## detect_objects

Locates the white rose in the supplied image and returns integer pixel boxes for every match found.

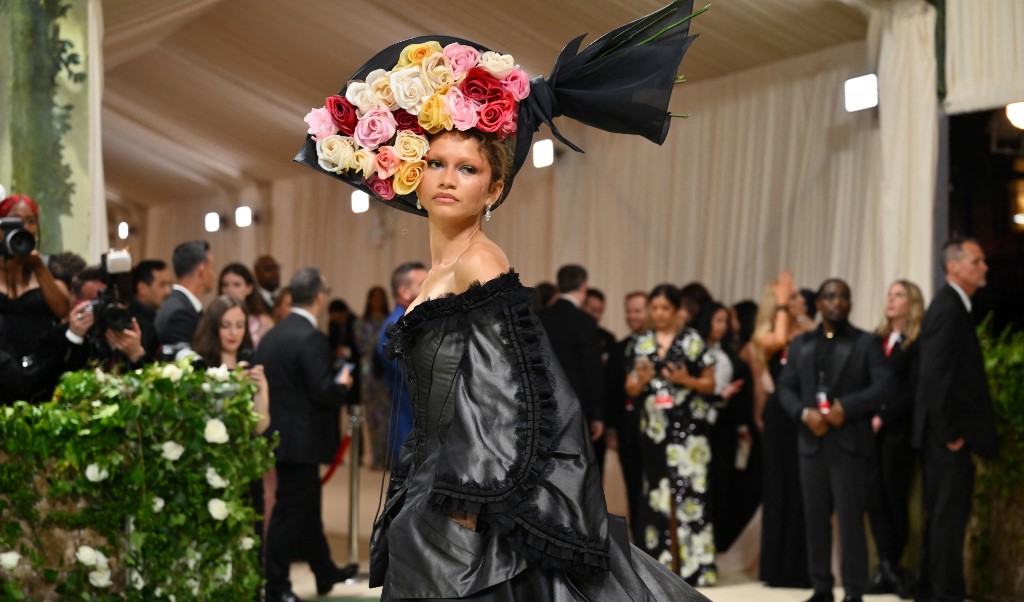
[390,66,431,115]
[160,364,184,382]
[316,135,357,173]
[205,466,229,489]
[420,51,455,93]
[152,495,165,513]
[90,399,102,408]
[240,536,255,551]
[207,364,230,382]
[345,81,381,117]
[130,569,145,590]
[85,463,109,483]
[89,568,112,588]
[477,51,518,79]
[0,551,20,570]
[366,68,399,110]
[161,440,185,461]
[76,545,99,566]
[208,498,229,521]
[204,418,230,444]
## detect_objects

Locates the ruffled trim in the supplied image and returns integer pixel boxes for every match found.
[424,288,611,574]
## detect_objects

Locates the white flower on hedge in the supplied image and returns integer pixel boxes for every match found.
[152,495,165,513]
[89,568,112,588]
[204,418,229,444]
[76,545,101,566]
[208,498,229,520]
[85,463,109,482]
[187,577,200,595]
[207,364,231,382]
[91,399,102,408]
[216,559,233,582]
[130,569,145,590]
[161,363,184,382]
[161,440,184,461]
[0,551,20,570]
[240,536,255,550]
[205,466,229,488]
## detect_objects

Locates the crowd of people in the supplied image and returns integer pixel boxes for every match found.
[1,188,995,602]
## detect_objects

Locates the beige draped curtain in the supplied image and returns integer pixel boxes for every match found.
[943,0,1024,114]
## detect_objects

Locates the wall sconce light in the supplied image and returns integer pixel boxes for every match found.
[117,221,129,240]
[351,190,370,213]
[204,212,221,233]
[844,74,878,112]
[532,139,554,168]
[235,206,253,227]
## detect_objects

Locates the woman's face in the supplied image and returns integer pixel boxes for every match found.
[788,290,807,317]
[649,295,678,331]
[418,133,500,221]
[219,306,246,354]
[709,308,730,344]
[369,288,386,312]
[5,201,38,238]
[885,282,909,321]
[220,272,252,302]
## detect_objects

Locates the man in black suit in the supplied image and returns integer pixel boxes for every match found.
[539,265,606,469]
[254,267,356,602]
[154,240,214,354]
[913,238,998,602]
[779,278,889,602]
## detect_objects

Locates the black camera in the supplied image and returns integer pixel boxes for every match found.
[0,217,36,259]
[88,249,134,333]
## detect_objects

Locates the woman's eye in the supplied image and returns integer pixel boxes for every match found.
[427,160,442,168]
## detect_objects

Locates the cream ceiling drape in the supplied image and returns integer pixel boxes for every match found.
[88,0,108,259]
[943,0,1024,114]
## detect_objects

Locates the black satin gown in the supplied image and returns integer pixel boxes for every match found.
[370,272,708,601]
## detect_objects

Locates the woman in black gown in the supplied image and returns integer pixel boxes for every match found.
[294,3,710,600]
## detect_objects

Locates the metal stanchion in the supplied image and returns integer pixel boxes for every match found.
[347,404,363,575]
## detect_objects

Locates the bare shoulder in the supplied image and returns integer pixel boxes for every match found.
[454,240,510,291]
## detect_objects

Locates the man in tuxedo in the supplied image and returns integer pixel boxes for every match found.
[254,268,356,602]
[539,265,606,469]
[127,259,171,360]
[254,254,282,309]
[913,238,998,602]
[154,240,214,352]
[778,278,889,602]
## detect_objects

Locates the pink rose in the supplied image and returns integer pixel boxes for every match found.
[366,174,395,200]
[304,107,339,142]
[445,88,480,131]
[374,146,401,179]
[353,107,398,150]
[498,108,518,139]
[501,69,530,101]
[443,43,481,81]
[476,95,516,137]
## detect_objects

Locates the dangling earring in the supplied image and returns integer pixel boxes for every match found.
[416,196,422,211]
[484,205,492,222]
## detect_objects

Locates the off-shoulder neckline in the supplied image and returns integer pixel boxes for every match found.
[402,269,521,321]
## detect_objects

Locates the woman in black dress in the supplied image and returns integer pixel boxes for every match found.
[294,3,710,599]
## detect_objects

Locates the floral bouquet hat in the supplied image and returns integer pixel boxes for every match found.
[295,0,706,217]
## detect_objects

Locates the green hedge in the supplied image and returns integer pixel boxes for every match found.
[0,362,274,600]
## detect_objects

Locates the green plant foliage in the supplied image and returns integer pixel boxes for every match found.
[971,316,1024,599]
[0,362,275,600]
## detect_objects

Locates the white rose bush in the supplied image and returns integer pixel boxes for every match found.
[0,360,275,600]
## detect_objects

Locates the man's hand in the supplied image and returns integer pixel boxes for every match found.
[946,437,965,452]
[336,364,354,388]
[871,415,883,434]
[803,408,829,437]
[68,301,95,337]
[605,428,619,451]
[590,420,605,442]
[721,378,744,401]
[105,318,145,363]
[824,402,845,429]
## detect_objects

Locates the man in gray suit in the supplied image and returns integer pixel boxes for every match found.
[779,279,890,602]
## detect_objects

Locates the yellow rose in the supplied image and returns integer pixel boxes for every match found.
[420,52,455,93]
[395,41,444,68]
[417,92,454,134]
[393,130,430,162]
[352,149,376,178]
[392,160,426,196]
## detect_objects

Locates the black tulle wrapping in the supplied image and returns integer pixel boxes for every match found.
[293,1,700,217]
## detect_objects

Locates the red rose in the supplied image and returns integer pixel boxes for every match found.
[476,95,516,136]
[460,67,505,104]
[326,95,357,136]
[393,109,426,136]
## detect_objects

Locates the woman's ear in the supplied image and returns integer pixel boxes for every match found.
[488,180,505,204]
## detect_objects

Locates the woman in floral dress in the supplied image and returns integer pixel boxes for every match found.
[625,284,718,585]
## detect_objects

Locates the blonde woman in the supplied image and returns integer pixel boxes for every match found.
[865,280,924,597]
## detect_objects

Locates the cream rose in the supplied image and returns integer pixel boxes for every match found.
[205,466,229,489]
[420,51,455,93]
[392,160,426,196]
[366,68,400,111]
[76,545,101,566]
[345,81,380,117]
[152,495,165,513]
[352,149,376,178]
[160,364,183,382]
[208,498,229,521]
[207,364,230,382]
[85,463,109,483]
[89,568,112,588]
[316,134,358,173]
[161,440,185,461]
[0,551,20,570]
[477,51,518,79]
[393,131,429,162]
[130,569,145,590]
[240,536,255,551]
[390,66,431,115]
[204,418,230,444]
